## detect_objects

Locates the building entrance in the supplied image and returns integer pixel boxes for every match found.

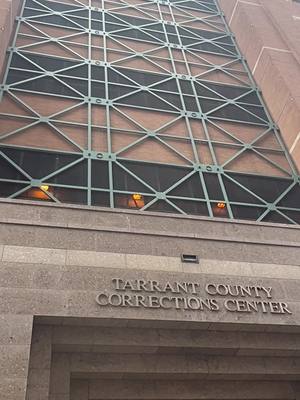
[25,317,300,400]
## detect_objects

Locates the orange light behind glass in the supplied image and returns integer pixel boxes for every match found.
[128,193,145,208]
[27,188,50,200]
[132,193,142,201]
[217,202,226,209]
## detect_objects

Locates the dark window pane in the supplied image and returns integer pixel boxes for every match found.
[282,210,300,224]
[113,68,167,86]
[106,13,152,27]
[108,69,135,85]
[278,184,300,208]
[92,191,110,207]
[108,84,135,99]
[11,54,41,71]
[121,161,191,192]
[33,15,83,29]
[184,96,198,111]
[91,20,103,30]
[61,77,88,95]
[0,155,28,180]
[154,79,178,92]
[148,199,178,213]
[7,70,40,84]
[200,99,225,113]
[91,82,106,98]
[172,199,208,215]
[211,104,265,123]
[14,76,80,97]
[60,65,89,79]
[54,187,87,204]
[113,163,152,193]
[0,182,27,196]
[1,148,80,179]
[91,66,105,81]
[91,160,109,188]
[231,205,266,221]
[48,160,88,186]
[118,91,179,111]
[263,211,291,224]
[228,173,292,203]
[168,173,204,198]
[222,174,263,204]
[203,173,224,200]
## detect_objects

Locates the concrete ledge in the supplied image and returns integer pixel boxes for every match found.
[1,245,300,279]
[0,201,299,266]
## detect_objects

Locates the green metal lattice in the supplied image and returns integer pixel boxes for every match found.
[0,0,299,224]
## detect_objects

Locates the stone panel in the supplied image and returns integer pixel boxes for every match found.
[2,246,66,266]
[49,354,70,398]
[0,314,32,345]
[66,250,126,269]
[68,352,300,378]
[88,379,295,399]
[0,316,33,400]
[0,264,298,327]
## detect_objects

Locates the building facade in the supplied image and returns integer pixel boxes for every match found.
[220,0,300,168]
[0,0,300,399]
[0,0,299,223]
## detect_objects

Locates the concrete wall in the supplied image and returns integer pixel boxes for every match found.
[219,0,300,170]
[0,199,300,399]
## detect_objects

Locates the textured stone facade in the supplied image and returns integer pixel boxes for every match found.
[1,199,300,399]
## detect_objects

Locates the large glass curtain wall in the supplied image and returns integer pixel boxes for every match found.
[0,0,300,224]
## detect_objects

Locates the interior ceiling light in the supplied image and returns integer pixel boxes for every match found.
[129,193,145,208]
[132,193,143,201]
[40,185,49,191]
[217,202,226,209]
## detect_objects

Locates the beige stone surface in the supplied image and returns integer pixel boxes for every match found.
[0,202,298,399]
[0,314,32,345]
[66,250,126,269]
[0,377,28,400]
[68,352,300,377]
[0,345,31,378]
[0,263,298,326]
[70,380,88,400]
[2,243,300,281]
[0,315,32,400]
[2,245,66,265]
[87,379,295,399]
[50,324,300,353]
[44,322,300,399]
[125,253,181,272]
[0,216,299,266]
[49,354,70,397]
[0,199,295,241]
